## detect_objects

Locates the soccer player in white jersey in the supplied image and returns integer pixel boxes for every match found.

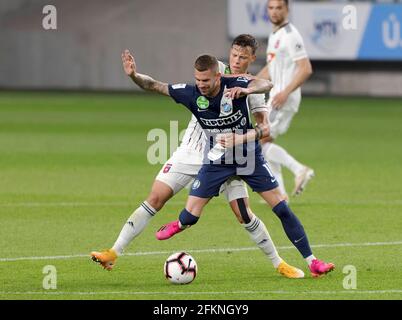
[257,0,314,199]
[91,35,304,278]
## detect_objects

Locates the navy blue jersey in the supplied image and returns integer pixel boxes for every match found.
[168,77,261,165]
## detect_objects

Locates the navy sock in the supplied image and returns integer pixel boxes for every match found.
[179,209,199,227]
[272,201,312,258]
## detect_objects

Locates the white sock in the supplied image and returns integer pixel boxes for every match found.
[112,201,157,256]
[243,216,282,268]
[267,160,287,196]
[305,254,317,266]
[262,142,304,176]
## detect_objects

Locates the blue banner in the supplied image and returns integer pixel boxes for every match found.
[358,4,402,60]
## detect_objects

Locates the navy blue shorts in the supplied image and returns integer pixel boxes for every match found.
[189,156,279,199]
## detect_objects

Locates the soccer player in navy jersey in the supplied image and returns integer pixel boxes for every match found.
[92,37,305,279]
[121,50,334,277]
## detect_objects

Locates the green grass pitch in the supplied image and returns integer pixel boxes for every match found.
[0,92,402,300]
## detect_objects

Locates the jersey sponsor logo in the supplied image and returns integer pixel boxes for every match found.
[172,83,186,89]
[236,76,249,83]
[199,110,243,127]
[196,96,209,109]
[163,163,172,173]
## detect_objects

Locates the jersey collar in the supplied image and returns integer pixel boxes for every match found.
[273,21,289,34]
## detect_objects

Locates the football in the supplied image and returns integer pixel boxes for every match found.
[164,252,197,284]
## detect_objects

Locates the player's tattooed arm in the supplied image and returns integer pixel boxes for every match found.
[122,49,169,96]
[131,73,169,96]
[247,78,273,95]
[252,111,270,140]
[224,78,273,99]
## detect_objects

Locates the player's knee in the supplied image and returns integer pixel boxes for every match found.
[146,191,168,211]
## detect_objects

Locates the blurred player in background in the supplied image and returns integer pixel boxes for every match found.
[91,35,305,279]
[257,0,314,200]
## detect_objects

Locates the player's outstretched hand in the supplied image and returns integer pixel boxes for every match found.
[121,49,136,77]
[224,87,249,99]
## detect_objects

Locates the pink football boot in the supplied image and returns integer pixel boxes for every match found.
[156,220,184,240]
[309,259,335,277]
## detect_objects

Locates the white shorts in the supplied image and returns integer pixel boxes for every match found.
[267,96,300,139]
[155,159,248,201]
[268,108,296,139]
[155,161,199,194]
[219,176,249,202]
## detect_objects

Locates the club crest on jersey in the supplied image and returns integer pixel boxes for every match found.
[220,86,233,117]
[275,40,280,49]
[196,96,209,110]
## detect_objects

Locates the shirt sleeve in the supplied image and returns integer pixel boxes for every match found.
[223,76,251,89]
[248,94,268,114]
[168,83,193,110]
[288,30,308,62]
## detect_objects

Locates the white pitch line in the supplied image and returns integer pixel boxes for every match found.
[0,290,401,296]
[0,202,129,207]
[1,240,402,263]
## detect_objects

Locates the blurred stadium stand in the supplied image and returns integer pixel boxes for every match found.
[0,0,401,96]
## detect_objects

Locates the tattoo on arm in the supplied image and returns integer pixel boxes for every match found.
[255,125,263,140]
[131,73,169,96]
[248,79,273,95]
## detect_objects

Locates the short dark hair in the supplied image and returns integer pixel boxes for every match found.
[231,34,259,55]
[194,55,218,72]
[268,0,289,7]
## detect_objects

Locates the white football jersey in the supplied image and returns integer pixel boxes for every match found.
[170,61,267,166]
[266,23,308,112]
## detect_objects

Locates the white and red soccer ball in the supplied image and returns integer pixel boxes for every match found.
[164,252,197,284]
